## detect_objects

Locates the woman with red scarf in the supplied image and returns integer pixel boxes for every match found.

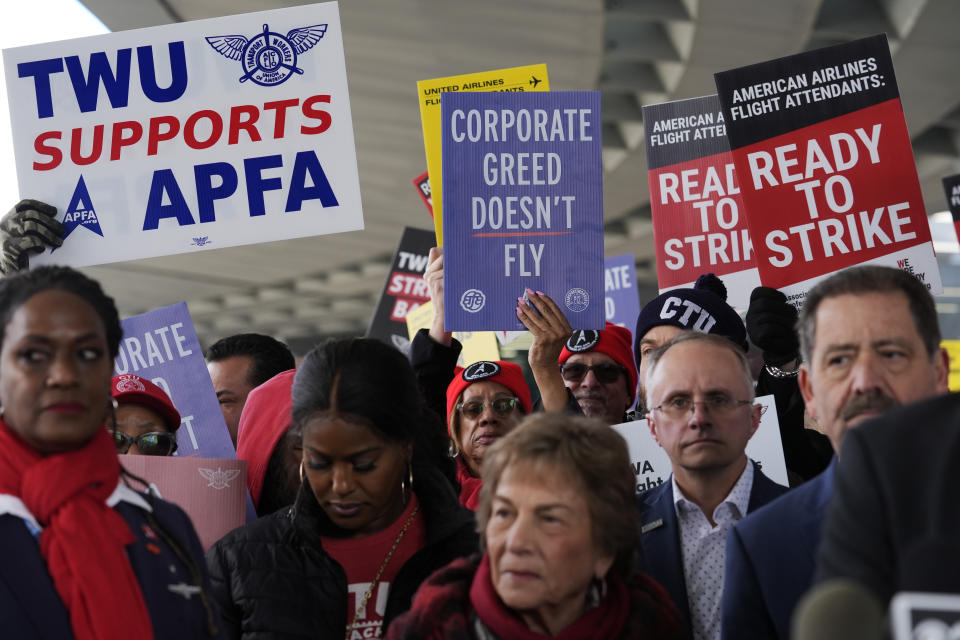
[0,266,222,640]
[388,413,685,640]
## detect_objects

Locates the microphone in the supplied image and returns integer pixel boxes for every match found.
[791,579,885,640]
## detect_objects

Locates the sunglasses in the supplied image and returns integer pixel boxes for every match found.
[456,397,520,419]
[113,431,178,456]
[559,362,626,384]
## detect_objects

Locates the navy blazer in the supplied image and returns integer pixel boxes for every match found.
[818,393,960,603]
[636,461,787,632]
[720,458,836,640]
[0,491,222,640]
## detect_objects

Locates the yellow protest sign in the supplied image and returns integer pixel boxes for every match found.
[942,340,960,392]
[417,63,549,245]
[406,300,501,365]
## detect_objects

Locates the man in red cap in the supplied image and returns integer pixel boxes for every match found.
[556,324,638,425]
[518,290,638,425]
[110,374,181,456]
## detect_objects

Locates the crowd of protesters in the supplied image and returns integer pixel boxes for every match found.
[0,196,958,640]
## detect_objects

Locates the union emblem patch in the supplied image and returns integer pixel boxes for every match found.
[206,23,328,87]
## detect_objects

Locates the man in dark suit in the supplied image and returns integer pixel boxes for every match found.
[721,266,949,640]
[637,331,787,640]
[817,392,960,603]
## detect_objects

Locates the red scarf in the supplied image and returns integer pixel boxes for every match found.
[0,421,155,640]
[456,457,483,511]
[469,554,629,640]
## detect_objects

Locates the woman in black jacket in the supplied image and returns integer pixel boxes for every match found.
[206,337,478,639]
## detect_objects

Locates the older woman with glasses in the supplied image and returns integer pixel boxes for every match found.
[110,374,181,456]
[410,248,532,509]
[445,361,531,510]
[388,412,684,640]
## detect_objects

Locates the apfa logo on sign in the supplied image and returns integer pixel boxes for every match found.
[206,23,327,87]
[61,175,103,241]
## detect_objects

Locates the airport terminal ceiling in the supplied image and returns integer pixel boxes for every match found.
[73,0,960,349]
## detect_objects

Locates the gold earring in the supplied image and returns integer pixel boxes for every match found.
[299,460,305,482]
[400,463,413,504]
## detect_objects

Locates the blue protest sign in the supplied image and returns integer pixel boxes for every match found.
[605,254,641,332]
[116,302,235,459]
[441,91,604,331]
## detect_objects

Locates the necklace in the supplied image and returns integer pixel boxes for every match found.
[344,504,420,639]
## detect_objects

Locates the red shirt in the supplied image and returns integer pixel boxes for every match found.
[322,494,426,639]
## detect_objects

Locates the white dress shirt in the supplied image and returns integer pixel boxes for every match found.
[672,461,754,640]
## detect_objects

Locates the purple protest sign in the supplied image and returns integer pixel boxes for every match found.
[116,302,235,460]
[441,91,604,331]
[605,254,641,332]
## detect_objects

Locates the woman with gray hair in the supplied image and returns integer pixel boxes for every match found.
[387,412,684,640]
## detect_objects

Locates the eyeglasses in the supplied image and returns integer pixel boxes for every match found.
[650,395,753,420]
[113,431,178,456]
[559,362,626,384]
[456,397,520,419]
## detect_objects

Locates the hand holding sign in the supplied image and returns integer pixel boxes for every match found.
[423,247,451,346]
[0,199,65,275]
[517,290,572,413]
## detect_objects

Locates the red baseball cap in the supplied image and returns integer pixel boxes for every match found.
[445,361,532,424]
[111,374,181,432]
[559,322,638,405]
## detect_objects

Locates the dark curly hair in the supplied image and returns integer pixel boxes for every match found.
[0,266,122,357]
[292,337,455,485]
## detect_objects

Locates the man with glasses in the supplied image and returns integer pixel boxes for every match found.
[109,374,180,456]
[556,322,638,425]
[721,265,949,640]
[637,331,787,640]
[633,274,831,483]
[633,274,750,416]
[517,291,637,425]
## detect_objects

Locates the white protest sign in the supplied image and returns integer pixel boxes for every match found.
[3,1,362,267]
[611,394,788,492]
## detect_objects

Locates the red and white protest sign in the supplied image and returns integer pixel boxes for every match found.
[413,171,433,217]
[643,95,759,310]
[714,34,940,304]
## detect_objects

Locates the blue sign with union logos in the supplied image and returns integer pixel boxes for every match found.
[441,91,604,330]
